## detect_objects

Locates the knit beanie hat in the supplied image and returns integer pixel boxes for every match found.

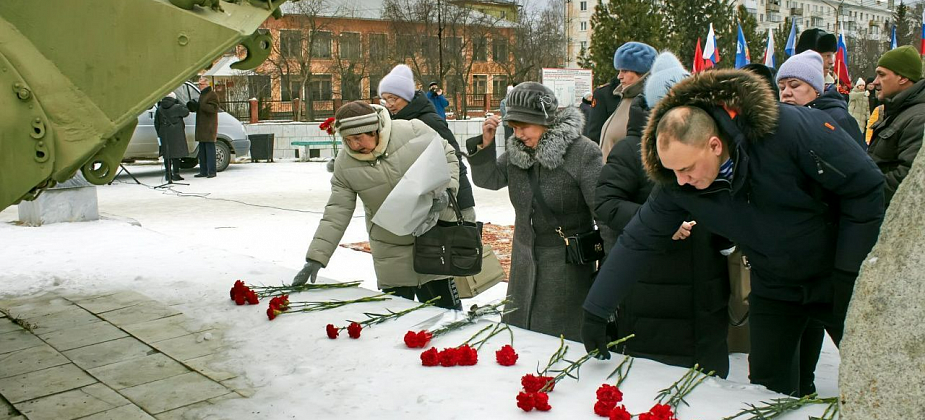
[613,42,657,74]
[856,77,865,86]
[878,46,923,82]
[334,101,381,136]
[777,50,825,95]
[378,64,416,101]
[503,82,558,126]
[644,52,690,108]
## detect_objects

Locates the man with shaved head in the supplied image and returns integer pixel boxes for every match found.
[581,69,884,396]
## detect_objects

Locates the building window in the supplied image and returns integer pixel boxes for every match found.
[280,30,302,59]
[580,1,587,11]
[369,34,387,61]
[580,21,587,31]
[473,37,488,62]
[580,41,587,50]
[368,74,382,98]
[500,10,506,19]
[472,75,488,95]
[248,75,271,100]
[280,75,302,101]
[311,31,332,59]
[492,37,509,62]
[309,75,333,101]
[341,78,361,101]
[492,75,510,98]
[339,32,360,60]
[760,14,764,22]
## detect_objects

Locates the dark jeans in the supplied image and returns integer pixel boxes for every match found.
[798,320,826,396]
[197,142,216,176]
[748,294,844,396]
[382,278,462,310]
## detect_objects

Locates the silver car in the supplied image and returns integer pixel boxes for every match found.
[124,82,249,171]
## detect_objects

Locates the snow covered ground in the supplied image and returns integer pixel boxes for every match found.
[0,160,839,419]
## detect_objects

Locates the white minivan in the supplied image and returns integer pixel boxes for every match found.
[124,82,249,172]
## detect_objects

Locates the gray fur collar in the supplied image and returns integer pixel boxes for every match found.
[507,106,585,170]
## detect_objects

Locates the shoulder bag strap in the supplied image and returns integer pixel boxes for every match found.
[445,188,465,225]
[527,165,566,239]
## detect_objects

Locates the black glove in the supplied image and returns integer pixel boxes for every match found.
[581,311,611,360]
[292,260,323,286]
[831,269,858,319]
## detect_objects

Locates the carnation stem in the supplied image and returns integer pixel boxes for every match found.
[606,355,634,388]
[344,296,439,331]
[721,394,838,420]
[426,300,510,340]
[283,293,392,313]
[539,334,635,392]
[249,281,362,298]
[656,364,715,410]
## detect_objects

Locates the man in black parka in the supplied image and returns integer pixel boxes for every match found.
[587,76,621,144]
[582,69,885,396]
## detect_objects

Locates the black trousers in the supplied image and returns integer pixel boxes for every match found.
[382,278,462,310]
[748,294,844,396]
[163,158,180,178]
[798,320,826,396]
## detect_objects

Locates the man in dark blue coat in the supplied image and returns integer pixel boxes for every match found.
[581,69,885,396]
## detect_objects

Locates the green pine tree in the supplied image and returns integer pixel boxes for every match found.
[586,0,667,86]
[664,0,737,70]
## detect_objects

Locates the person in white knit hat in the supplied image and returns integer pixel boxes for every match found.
[848,78,869,132]
[378,64,416,115]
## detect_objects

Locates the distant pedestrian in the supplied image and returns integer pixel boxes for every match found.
[154,92,189,181]
[868,45,925,208]
[189,77,220,178]
[579,91,593,137]
[848,78,870,132]
[426,82,449,120]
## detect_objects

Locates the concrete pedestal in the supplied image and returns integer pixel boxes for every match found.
[18,174,99,226]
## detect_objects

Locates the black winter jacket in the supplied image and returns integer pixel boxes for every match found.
[585,70,884,319]
[868,79,925,208]
[393,91,475,210]
[808,86,866,151]
[595,94,729,377]
[587,78,621,144]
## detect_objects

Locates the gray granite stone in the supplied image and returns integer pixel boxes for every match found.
[62,337,155,370]
[150,330,223,362]
[120,372,229,414]
[840,136,925,420]
[121,315,209,344]
[0,395,18,420]
[184,354,236,382]
[77,404,156,420]
[153,393,238,420]
[0,330,43,355]
[1,295,73,319]
[98,303,180,327]
[13,383,128,420]
[0,363,96,403]
[23,305,100,335]
[0,343,70,379]
[38,321,128,351]
[0,319,22,334]
[87,353,189,390]
[75,291,149,314]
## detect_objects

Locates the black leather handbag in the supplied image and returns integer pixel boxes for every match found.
[529,167,604,266]
[413,190,484,276]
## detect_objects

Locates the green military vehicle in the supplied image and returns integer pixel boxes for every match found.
[0,0,285,211]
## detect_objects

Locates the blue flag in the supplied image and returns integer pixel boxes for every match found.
[735,24,751,68]
[890,25,897,50]
[784,19,797,57]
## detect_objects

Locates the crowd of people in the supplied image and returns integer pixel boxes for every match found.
[292,28,925,397]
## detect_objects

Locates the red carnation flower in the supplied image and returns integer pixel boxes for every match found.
[404,330,432,348]
[267,307,281,321]
[521,374,542,393]
[540,375,556,392]
[639,404,677,420]
[457,344,478,366]
[596,384,623,404]
[533,392,551,411]
[438,347,459,367]
[495,345,518,366]
[234,294,246,305]
[245,290,259,305]
[609,405,632,420]
[404,331,419,347]
[325,324,339,339]
[516,391,535,412]
[421,347,439,366]
[347,322,362,339]
[594,399,617,417]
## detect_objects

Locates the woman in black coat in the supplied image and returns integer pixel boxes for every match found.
[154,93,190,180]
[594,52,730,378]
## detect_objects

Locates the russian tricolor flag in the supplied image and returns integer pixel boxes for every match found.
[920,9,924,55]
[702,23,720,69]
[763,29,775,68]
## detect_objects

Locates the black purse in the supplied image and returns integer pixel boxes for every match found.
[413,190,484,276]
[529,167,604,265]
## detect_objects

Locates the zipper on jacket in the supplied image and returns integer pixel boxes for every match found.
[809,150,847,177]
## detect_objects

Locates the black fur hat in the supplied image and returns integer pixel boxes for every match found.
[796,28,837,54]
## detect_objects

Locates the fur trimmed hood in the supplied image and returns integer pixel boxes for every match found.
[641,69,779,184]
[508,106,585,170]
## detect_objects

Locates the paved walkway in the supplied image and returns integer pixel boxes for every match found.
[0,292,246,420]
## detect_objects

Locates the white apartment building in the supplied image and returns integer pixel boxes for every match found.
[564,0,894,69]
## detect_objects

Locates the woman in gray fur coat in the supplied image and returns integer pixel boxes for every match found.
[466,82,603,341]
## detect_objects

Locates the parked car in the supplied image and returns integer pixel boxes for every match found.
[124,82,249,172]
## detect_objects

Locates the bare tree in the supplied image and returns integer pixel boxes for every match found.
[261,0,342,120]
[496,0,566,84]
